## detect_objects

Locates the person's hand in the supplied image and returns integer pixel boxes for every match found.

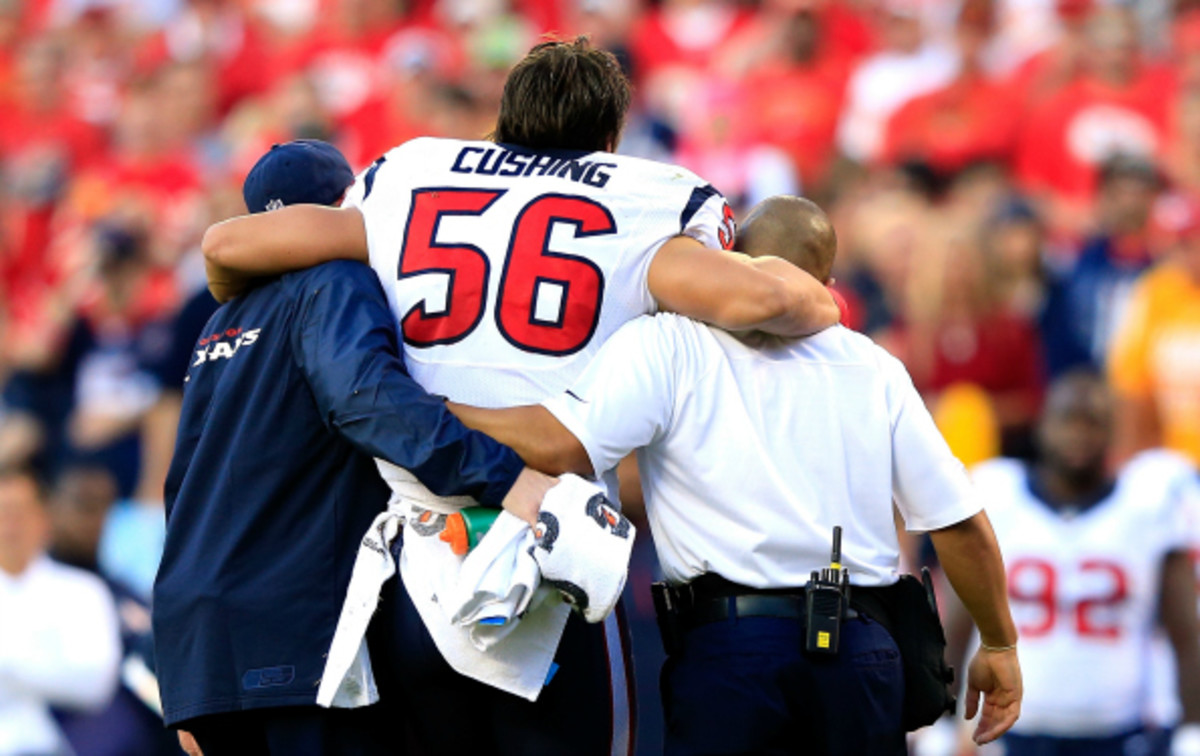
[500,467,558,526]
[964,646,1022,745]
[178,730,203,756]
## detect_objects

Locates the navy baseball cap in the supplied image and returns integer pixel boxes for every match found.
[243,140,356,214]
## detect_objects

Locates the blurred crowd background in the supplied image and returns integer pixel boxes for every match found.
[2,0,1200,753]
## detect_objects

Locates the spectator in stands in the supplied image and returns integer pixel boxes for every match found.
[0,467,121,756]
[882,0,1021,177]
[1108,193,1200,465]
[1002,0,1092,111]
[728,0,861,188]
[672,81,799,212]
[1015,5,1172,234]
[887,218,1044,456]
[629,0,752,84]
[340,26,463,169]
[140,0,269,113]
[45,464,178,756]
[831,185,916,336]
[983,198,1050,322]
[1165,10,1200,196]
[836,0,958,164]
[67,223,169,498]
[1040,153,1160,378]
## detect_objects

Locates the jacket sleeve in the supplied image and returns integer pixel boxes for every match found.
[290,261,524,507]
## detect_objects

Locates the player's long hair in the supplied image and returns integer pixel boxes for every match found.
[492,36,631,153]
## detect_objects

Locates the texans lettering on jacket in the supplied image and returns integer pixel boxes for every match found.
[192,328,261,367]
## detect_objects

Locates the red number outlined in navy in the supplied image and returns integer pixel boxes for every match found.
[398,187,505,346]
[398,188,614,355]
[495,194,612,355]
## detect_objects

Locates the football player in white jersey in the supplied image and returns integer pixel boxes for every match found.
[955,373,1200,756]
[199,38,840,756]
[447,197,1024,754]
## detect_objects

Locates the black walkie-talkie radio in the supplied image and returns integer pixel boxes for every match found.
[805,526,850,655]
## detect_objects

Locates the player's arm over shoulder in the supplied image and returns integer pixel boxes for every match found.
[647,235,839,338]
[203,205,369,303]
[448,315,681,478]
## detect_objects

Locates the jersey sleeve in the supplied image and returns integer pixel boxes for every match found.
[289,261,524,507]
[1107,274,1155,398]
[880,349,983,531]
[340,143,417,292]
[1158,460,1200,556]
[341,148,395,211]
[677,184,736,251]
[542,316,678,476]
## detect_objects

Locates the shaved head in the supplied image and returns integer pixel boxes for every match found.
[736,196,837,283]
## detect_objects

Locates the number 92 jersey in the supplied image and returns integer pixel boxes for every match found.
[973,451,1198,737]
[344,137,735,408]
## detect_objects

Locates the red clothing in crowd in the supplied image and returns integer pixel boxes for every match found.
[340,94,432,170]
[629,4,755,79]
[138,11,272,115]
[0,104,108,173]
[908,311,1044,420]
[742,60,848,187]
[280,18,402,120]
[883,73,1021,173]
[1015,66,1173,202]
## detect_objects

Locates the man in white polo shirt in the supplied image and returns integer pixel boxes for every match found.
[449,196,1022,756]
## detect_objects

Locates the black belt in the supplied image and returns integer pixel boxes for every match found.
[680,593,806,629]
[666,574,879,631]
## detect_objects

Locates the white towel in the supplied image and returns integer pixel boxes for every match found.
[531,474,636,624]
[382,461,571,701]
[316,505,402,708]
[447,510,545,651]
[318,459,477,708]
[400,521,569,701]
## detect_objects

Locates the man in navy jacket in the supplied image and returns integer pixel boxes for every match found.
[152,141,549,755]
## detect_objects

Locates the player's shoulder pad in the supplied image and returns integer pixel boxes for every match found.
[609,152,715,189]
[1121,448,1199,490]
[969,457,1026,494]
[365,136,460,184]
[383,134,447,159]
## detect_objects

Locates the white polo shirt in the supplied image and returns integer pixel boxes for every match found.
[0,556,121,754]
[543,315,981,588]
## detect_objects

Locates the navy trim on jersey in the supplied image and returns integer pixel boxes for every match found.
[495,142,598,160]
[362,156,386,200]
[679,184,721,233]
[1023,462,1118,518]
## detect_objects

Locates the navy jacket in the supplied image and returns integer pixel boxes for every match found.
[153,261,523,725]
[1040,236,1151,378]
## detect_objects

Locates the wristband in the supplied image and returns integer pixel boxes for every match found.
[979,642,1017,652]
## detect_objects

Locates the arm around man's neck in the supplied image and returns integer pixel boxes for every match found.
[447,402,594,478]
[647,235,839,338]
[203,205,370,303]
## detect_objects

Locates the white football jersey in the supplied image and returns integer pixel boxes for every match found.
[1145,467,1200,727]
[974,451,1196,737]
[344,137,733,409]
